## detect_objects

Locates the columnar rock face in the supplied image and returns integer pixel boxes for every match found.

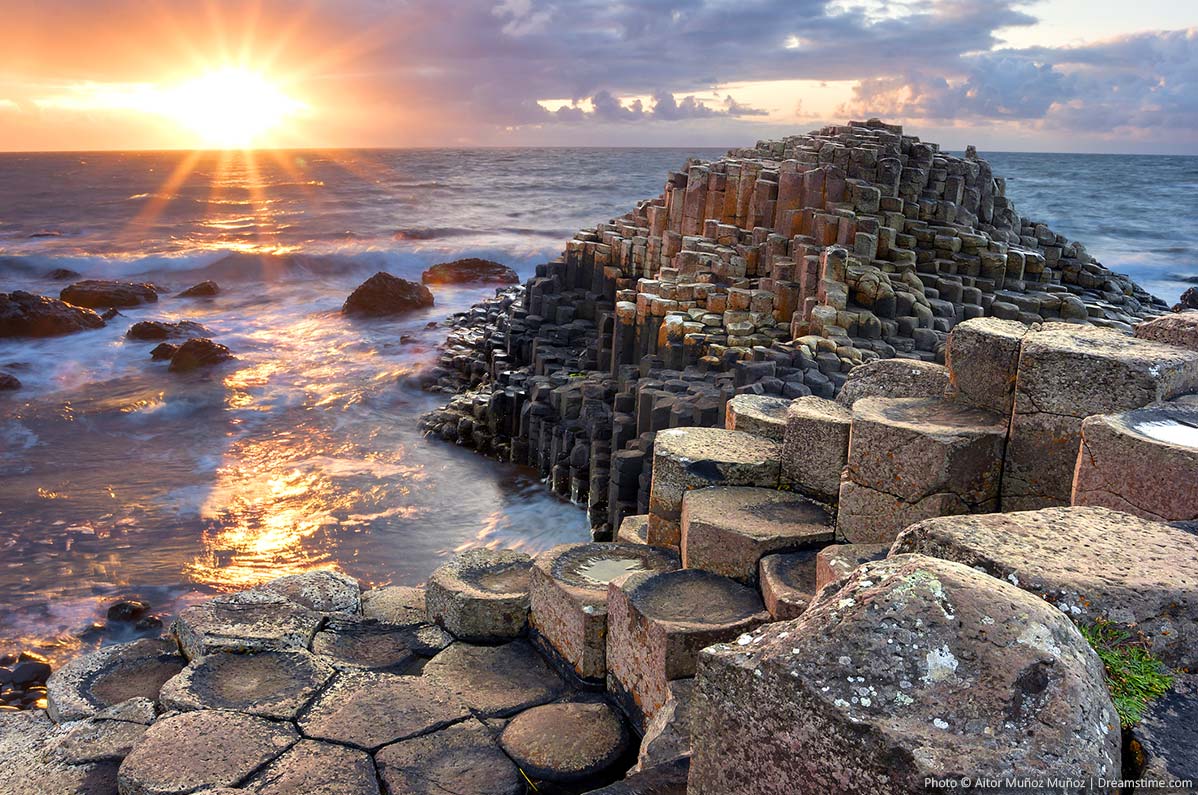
[838,396,1007,542]
[944,316,1029,414]
[680,486,833,583]
[529,542,680,681]
[1003,324,1198,510]
[649,427,781,547]
[1072,399,1198,521]
[606,569,769,729]
[892,506,1198,668]
[834,359,949,407]
[687,554,1120,794]
[421,120,1166,542]
[779,396,851,502]
[724,394,789,440]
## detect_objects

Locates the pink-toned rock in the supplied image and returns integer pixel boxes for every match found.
[1134,312,1198,352]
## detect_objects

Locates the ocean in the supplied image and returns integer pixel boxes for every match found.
[0,147,1195,662]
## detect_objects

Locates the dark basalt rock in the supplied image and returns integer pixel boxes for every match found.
[46,268,81,280]
[60,280,158,309]
[150,342,178,361]
[178,280,220,298]
[1174,287,1198,312]
[342,272,434,316]
[422,258,519,286]
[0,291,105,337]
[106,600,151,622]
[0,373,20,390]
[168,338,234,372]
[126,320,208,341]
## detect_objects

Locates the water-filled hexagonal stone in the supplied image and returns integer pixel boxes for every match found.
[499,701,630,784]
[117,710,297,795]
[158,650,334,719]
[375,719,523,795]
[46,638,185,722]
[529,542,679,682]
[425,548,533,642]
[297,671,468,751]
[758,549,821,620]
[422,639,567,718]
[606,569,769,730]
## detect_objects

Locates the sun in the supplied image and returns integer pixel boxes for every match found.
[164,67,307,149]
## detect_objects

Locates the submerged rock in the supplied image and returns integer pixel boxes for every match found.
[343,271,434,316]
[178,280,220,298]
[422,258,519,285]
[60,279,158,309]
[149,342,178,361]
[126,320,208,341]
[168,337,234,372]
[0,372,20,390]
[0,291,105,337]
[45,267,81,281]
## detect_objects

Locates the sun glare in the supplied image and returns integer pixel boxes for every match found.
[164,68,306,149]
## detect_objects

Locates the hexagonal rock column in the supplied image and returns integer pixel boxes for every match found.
[1072,400,1198,522]
[361,584,426,626]
[724,394,789,441]
[422,640,569,718]
[944,317,1029,415]
[687,555,1120,794]
[834,359,949,408]
[1127,673,1197,790]
[681,486,833,583]
[425,548,533,642]
[46,638,185,722]
[252,569,362,614]
[780,397,851,504]
[117,711,298,795]
[246,739,380,795]
[837,397,1007,544]
[606,569,769,730]
[297,671,469,751]
[616,514,649,544]
[813,543,889,592]
[375,719,524,795]
[157,650,334,719]
[649,428,781,548]
[529,542,679,682]
[758,549,821,620]
[892,506,1198,669]
[311,617,452,673]
[1004,324,1198,511]
[172,593,324,660]
[500,701,630,784]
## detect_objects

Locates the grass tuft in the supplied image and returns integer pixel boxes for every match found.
[1079,618,1174,728]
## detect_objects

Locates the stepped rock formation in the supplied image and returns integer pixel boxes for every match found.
[423,120,1167,539]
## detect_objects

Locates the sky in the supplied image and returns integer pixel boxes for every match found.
[0,0,1195,153]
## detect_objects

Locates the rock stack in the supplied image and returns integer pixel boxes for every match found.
[422,119,1169,541]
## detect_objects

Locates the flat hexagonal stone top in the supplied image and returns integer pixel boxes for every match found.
[623,569,768,629]
[297,671,468,751]
[893,506,1198,669]
[172,594,324,661]
[1,710,122,795]
[852,396,1007,437]
[499,702,630,784]
[758,549,822,620]
[685,487,832,542]
[361,585,426,626]
[422,640,568,718]
[375,719,523,795]
[540,542,680,606]
[117,710,298,795]
[158,650,335,719]
[253,569,362,614]
[51,717,148,765]
[432,548,532,598]
[47,638,185,722]
[426,548,533,642]
[246,739,380,795]
[311,617,451,673]
[655,427,781,471]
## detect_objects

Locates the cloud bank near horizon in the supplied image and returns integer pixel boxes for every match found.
[0,0,1194,152]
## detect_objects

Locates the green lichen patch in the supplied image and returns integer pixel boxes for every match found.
[1079,619,1174,728]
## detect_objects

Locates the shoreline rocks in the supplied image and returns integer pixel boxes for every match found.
[343,271,434,316]
[1,290,105,337]
[422,257,520,285]
[60,280,158,309]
